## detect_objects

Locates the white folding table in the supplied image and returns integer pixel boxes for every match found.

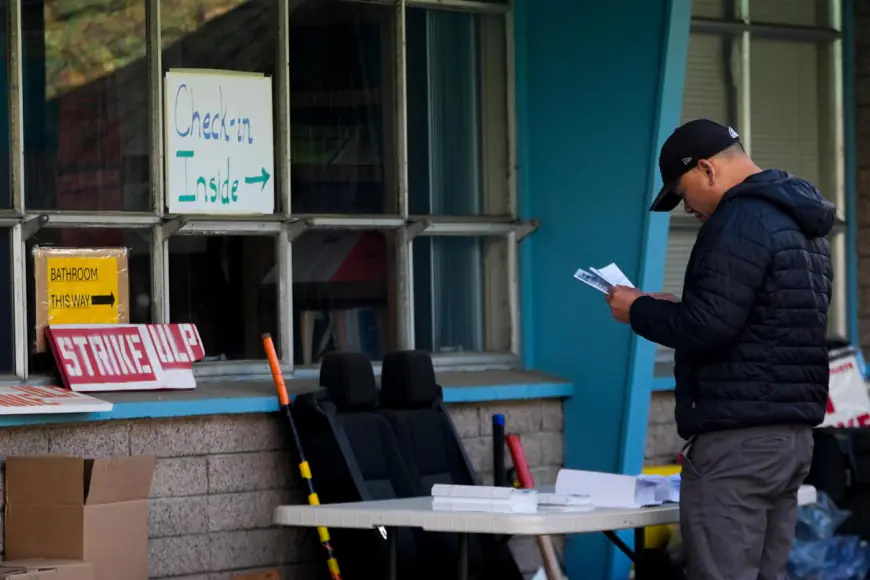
[274,484,818,579]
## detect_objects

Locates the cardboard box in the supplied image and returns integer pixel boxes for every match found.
[0,559,93,580]
[4,456,155,580]
[231,572,280,580]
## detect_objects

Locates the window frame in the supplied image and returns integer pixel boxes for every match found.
[3,0,529,380]
[657,0,847,372]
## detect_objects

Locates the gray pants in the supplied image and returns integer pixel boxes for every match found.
[680,425,813,580]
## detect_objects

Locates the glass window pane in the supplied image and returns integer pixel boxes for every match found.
[289,2,397,214]
[682,34,731,127]
[750,39,840,206]
[413,236,510,354]
[693,0,729,19]
[0,1,8,209]
[0,228,11,373]
[169,235,276,361]
[407,9,509,217]
[23,0,149,211]
[292,230,395,364]
[749,0,831,27]
[26,228,152,372]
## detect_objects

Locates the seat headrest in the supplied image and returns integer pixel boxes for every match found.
[380,350,440,408]
[319,352,378,411]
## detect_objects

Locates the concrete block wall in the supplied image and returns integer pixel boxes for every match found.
[856,1,870,350]
[645,391,683,467]
[0,399,564,579]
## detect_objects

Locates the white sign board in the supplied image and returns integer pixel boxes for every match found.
[165,69,275,215]
[0,385,113,415]
[820,352,870,428]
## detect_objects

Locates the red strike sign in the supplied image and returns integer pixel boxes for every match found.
[821,354,870,429]
[0,385,112,415]
[45,324,205,392]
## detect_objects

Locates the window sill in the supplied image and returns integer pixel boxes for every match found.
[0,369,573,427]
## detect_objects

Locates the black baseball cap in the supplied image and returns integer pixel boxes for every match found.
[649,119,742,212]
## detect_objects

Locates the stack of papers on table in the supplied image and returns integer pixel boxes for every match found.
[538,492,594,512]
[555,469,681,509]
[430,484,596,514]
[431,484,539,514]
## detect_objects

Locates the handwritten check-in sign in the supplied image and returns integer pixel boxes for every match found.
[165,70,275,214]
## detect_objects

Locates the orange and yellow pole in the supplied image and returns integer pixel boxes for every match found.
[263,334,341,580]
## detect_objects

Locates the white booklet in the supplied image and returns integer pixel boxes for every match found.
[554,468,680,509]
[573,262,635,294]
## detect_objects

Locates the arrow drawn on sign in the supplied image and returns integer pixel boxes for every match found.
[91,292,116,307]
[244,167,271,191]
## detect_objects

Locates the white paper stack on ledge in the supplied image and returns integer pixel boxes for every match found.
[554,469,680,509]
[574,262,635,294]
[431,484,539,514]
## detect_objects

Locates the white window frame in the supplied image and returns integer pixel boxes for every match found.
[657,0,846,373]
[3,0,532,381]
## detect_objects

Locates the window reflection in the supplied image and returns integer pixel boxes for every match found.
[292,230,394,364]
[169,236,277,361]
[24,0,149,211]
[290,1,396,214]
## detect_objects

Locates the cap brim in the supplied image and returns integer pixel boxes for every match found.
[649,182,681,212]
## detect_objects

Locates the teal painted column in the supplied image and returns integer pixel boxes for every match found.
[612,0,691,577]
[515,0,690,577]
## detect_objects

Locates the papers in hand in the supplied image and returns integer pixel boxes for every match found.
[554,469,680,509]
[574,263,635,294]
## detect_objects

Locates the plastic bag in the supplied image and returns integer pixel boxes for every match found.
[788,491,870,580]
[794,491,852,542]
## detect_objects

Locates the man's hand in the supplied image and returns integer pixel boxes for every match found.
[605,285,643,324]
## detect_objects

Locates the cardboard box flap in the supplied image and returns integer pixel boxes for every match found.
[85,456,155,504]
[5,456,85,506]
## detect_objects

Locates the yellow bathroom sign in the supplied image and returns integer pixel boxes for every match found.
[33,247,130,352]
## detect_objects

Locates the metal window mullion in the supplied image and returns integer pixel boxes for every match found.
[277,0,291,216]
[277,0,293,365]
[395,0,414,350]
[11,225,26,378]
[690,18,840,42]
[9,0,23,214]
[174,220,284,235]
[506,230,519,355]
[9,0,25,377]
[277,228,294,367]
[27,213,161,227]
[405,0,508,14]
[505,8,517,219]
[146,0,164,216]
[305,216,406,229]
[737,30,752,155]
[151,223,168,322]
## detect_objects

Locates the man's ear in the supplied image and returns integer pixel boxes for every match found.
[698,159,715,185]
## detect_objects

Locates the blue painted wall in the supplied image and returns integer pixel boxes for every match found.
[516,0,690,577]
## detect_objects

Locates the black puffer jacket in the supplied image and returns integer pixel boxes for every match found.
[631,169,834,439]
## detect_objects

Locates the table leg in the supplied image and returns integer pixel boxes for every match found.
[387,527,397,580]
[634,527,646,576]
[458,533,470,580]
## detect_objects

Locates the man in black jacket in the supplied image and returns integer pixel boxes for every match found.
[607,119,833,579]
